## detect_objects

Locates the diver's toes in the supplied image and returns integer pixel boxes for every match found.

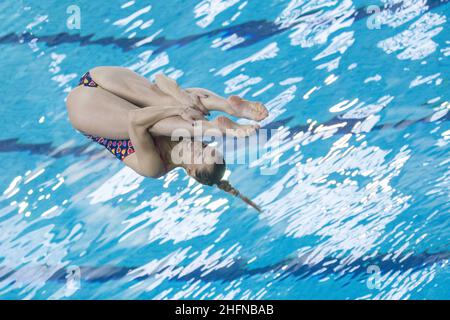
[254,103,268,120]
[260,104,268,114]
[245,126,258,136]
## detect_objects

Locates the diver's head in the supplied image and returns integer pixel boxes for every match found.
[173,139,261,212]
[173,139,225,182]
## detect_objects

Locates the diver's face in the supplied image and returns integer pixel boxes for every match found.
[173,140,222,178]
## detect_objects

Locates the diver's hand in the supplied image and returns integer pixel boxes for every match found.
[185,92,210,116]
[179,106,205,124]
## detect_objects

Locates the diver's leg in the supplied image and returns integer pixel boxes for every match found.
[151,73,268,120]
[89,66,268,120]
[150,116,259,138]
[66,86,134,138]
[186,88,268,121]
[89,66,174,107]
[66,86,257,139]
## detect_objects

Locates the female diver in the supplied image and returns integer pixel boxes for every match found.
[66,66,268,211]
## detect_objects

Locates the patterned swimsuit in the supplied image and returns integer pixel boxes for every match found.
[78,72,136,161]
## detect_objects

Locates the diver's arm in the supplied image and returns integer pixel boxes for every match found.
[127,105,205,177]
[127,106,183,177]
[129,105,183,128]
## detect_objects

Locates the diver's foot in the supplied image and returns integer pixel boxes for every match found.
[215,116,259,137]
[227,95,268,121]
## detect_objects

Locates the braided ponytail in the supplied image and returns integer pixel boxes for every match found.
[193,157,262,212]
[216,180,262,212]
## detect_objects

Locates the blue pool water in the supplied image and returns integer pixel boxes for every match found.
[0,0,449,299]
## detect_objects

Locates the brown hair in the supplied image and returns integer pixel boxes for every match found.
[195,161,262,212]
